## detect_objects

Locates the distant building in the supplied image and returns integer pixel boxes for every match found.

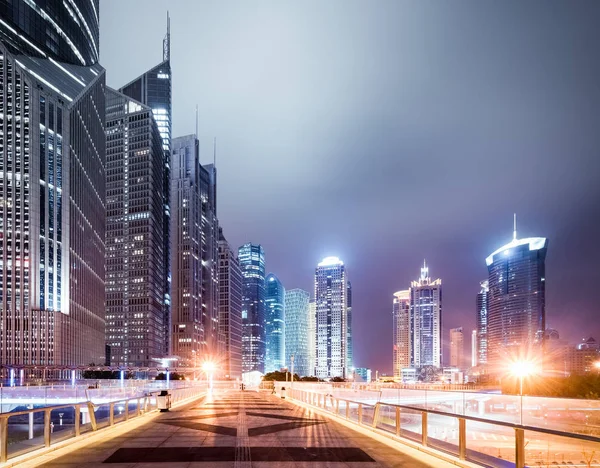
[450,327,464,369]
[347,281,353,372]
[354,367,372,383]
[410,262,442,368]
[476,280,489,366]
[238,243,266,373]
[265,274,285,373]
[218,230,243,379]
[471,330,478,367]
[392,290,411,380]
[285,289,311,377]
[486,220,547,371]
[315,257,351,379]
[308,301,316,375]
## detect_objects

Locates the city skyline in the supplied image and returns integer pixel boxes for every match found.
[94,2,600,373]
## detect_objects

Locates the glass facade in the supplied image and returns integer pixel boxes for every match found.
[410,262,442,368]
[392,290,411,379]
[0,0,100,66]
[476,280,489,366]
[486,236,548,372]
[264,273,285,373]
[315,257,350,379]
[238,243,265,373]
[284,288,311,377]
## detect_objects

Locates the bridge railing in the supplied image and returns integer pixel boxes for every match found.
[0,384,206,464]
[288,388,600,468]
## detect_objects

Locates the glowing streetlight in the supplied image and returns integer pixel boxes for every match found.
[202,361,216,390]
[594,361,600,371]
[511,360,537,426]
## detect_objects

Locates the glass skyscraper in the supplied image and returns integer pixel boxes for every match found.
[284,289,310,377]
[265,273,285,373]
[392,290,411,379]
[315,256,351,379]
[238,243,266,373]
[0,0,106,369]
[476,280,489,366]
[486,229,548,372]
[410,262,442,368]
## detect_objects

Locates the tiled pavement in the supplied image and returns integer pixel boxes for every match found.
[27,390,450,467]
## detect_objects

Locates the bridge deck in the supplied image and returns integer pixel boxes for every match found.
[22,390,451,467]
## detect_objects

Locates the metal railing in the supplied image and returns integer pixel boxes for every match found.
[289,388,600,468]
[0,384,205,464]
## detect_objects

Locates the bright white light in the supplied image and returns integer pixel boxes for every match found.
[202,362,216,372]
[486,237,547,266]
[318,256,343,267]
[511,360,536,377]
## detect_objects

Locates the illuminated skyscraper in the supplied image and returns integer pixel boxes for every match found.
[315,256,351,379]
[476,280,489,366]
[392,290,411,379]
[308,300,316,375]
[450,327,464,369]
[471,330,478,367]
[0,0,106,368]
[265,273,285,373]
[238,243,266,373]
[285,289,311,377]
[486,218,547,371]
[410,262,442,368]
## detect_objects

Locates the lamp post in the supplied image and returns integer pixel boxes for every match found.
[202,362,215,391]
[290,355,295,389]
[511,360,536,426]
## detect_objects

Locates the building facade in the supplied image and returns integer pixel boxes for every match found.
[410,262,442,368]
[476,280,489,367]
[284,289,310,377]
[169,135,219,368]
[0,1,106,369]
[238,243,265,373]
[486,230,548,372]
[265,273,285,373]
[104,88,165,367]
[450,327,464,369]
[315,256,351,379]
[392,290,411,380]
[308,300,316,375]
[218,230,242,379]
[471,330,477,367]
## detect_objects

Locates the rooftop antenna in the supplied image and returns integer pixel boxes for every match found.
[163,11,170,62]
[513,213,517,240]
[195,105,198,139]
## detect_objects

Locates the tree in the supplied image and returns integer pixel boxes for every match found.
[331,376,346,382]
[155,372,185,381]
[262,371,300,381]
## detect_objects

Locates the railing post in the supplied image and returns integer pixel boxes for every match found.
[515,427,525,468]
[136,398,141,417]
[109,402,115,426]
[124,400,129,421]
[458,417,466,460]
[0,417,8,463]
[358,403,363,425]
[335,398,339,415]
[346,402,350,419]
[75,405,81,436]
[44,408,51,447]
[87,401,97,431]
[421,411,428,447]
[372,403,380,428]
[395,406,401,436]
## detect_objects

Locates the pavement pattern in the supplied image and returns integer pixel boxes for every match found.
[31,390,444,467]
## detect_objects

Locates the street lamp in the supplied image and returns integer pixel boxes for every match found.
[511,360,537,425]
[594,361,600,372]
[202,361,216,390]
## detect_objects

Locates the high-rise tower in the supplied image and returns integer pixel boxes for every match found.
[315,257,351,379]
[265,273,285,373]
[238,243,266,373]
[486,218,547,371]
[392,290,411,379]
[450,327,464,369]
[284,289,311,377]
[410,262,442,368]
[476,280,489,366]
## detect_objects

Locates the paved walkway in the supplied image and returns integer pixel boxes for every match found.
[26,390,449,467]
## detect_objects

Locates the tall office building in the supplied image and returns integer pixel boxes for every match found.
[471,330,478,367]
[0,1,106,369]
[315,257,351,379]
[392,290,411,380]
[450,327,464,369]
[119,17,172,357]
[238,243,266,373]
[284,289,311,377]
[476,280,489,366]
[347,281,353,371]
[170,135,219,367]
[308,300,316,375]
[486,220,548,371]
[218,229,242,379]
[265,273,285,373]
[104,88,165,367]
[410,262,442,368]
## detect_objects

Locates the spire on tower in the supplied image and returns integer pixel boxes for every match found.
[163,11,170,62]
[420,260,429,281]
[513,213,517,241]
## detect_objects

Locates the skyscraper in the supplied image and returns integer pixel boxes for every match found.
[486,220,548,371]
[315,257,351,379]
[471,330,478,367]
[265,273,285,373]
[347,280,353,371]
[392,290,411,380]
[450,327,464,369]
[104,88,165,367]
[410,262,442,368]
[0,1,106,369]
[284,289,311,377]
[170,135,219,367]
[218,229,243,379]
[119,16,172,357]
[476,280,489,366]
[308,300,316,375]
[238,243,266,373]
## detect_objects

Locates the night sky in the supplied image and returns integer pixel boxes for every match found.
[100,1,600,374]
